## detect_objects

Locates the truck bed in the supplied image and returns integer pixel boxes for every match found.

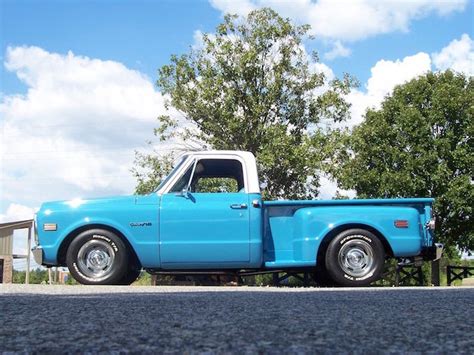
[262,198,434,269]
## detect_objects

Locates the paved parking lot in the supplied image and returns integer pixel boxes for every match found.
[1,285,473,353]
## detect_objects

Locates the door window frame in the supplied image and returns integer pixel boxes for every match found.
[159,154,249,195]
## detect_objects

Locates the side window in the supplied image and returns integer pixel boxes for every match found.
[195,177,238,193]
[168,158,245,193]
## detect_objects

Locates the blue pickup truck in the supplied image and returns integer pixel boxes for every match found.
[33,151,442,286]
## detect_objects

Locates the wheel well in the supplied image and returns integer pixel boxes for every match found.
[317,223,394,264]
[57,224,141,268]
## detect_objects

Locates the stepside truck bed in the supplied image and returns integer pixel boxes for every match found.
[262,198,434,269]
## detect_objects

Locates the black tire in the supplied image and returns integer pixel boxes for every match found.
[118,266,142,285]
[325,229,385,287]
[313,264,336,287]
[66,229,129,285]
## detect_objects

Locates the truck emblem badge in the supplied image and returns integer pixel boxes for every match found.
[130,222,152,227]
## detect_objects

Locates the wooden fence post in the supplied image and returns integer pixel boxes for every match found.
[431,260,440,286]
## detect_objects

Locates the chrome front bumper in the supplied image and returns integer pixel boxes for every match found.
[32,246,44,265]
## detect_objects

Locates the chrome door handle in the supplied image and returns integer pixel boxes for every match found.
[230,203,248,209]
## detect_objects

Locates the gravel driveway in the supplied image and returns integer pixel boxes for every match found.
[1,285,473,353]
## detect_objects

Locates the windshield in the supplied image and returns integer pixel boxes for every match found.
[154,154,189,192]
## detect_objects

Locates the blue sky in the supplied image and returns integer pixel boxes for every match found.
[2,0,472,95]
[0,0,473,260]
[1,0,222,94]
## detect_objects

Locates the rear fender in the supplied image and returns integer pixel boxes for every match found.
[292,206,423,263]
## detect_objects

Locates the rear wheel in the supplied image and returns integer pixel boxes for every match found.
[66,229,128,285]
[325,229,385,287]
[313,264,336,287]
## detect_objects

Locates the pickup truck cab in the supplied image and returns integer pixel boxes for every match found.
[33,150,442,286]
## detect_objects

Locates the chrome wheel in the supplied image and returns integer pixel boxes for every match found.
[77,239,116,280]
[337,238,374,278]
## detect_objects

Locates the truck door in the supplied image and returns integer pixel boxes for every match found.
[160,157,250,267]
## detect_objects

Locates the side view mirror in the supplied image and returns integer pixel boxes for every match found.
[176,188,191,199]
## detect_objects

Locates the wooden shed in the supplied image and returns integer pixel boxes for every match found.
[0,220,33,283]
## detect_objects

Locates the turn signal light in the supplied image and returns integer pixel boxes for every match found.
[43,223,57,231]
[394,220,409,228]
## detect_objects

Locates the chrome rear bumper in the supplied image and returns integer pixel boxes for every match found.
[422,243,444,261]
[32,246,44,265]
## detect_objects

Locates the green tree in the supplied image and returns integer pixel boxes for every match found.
[330,71,473,253]
[133,8,354,199]
[13,268,49,284]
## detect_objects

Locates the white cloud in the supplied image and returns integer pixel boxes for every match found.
[0,203,39,270]
[3,46,167,142]
[345,52,431,126]
[432,33,474,75]
[209,0,256,16]
[324,41,351,60]
[210,0,467,42]
[1,46,173,213]
[319,174,356,200]
[366,52,432,101]
[345,89,380,127]
[210,0,467,70]
[311,61,334,80]
[0,203,36,223]
[345,34,474,127]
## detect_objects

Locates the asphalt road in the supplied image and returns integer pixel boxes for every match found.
[1,285,473,353]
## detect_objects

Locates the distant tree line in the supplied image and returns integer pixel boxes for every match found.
[13,268,48,284]
[13,268,78,284]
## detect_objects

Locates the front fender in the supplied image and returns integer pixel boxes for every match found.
[36,195,160,268]
[55,217,137,264]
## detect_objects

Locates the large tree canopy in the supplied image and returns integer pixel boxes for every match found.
[134,8,354,199]
[329,71,473,252]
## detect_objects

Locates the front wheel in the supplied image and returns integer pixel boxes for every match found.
[66,229,129,285]
[117,266,142,285]
[325,229,385,287]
